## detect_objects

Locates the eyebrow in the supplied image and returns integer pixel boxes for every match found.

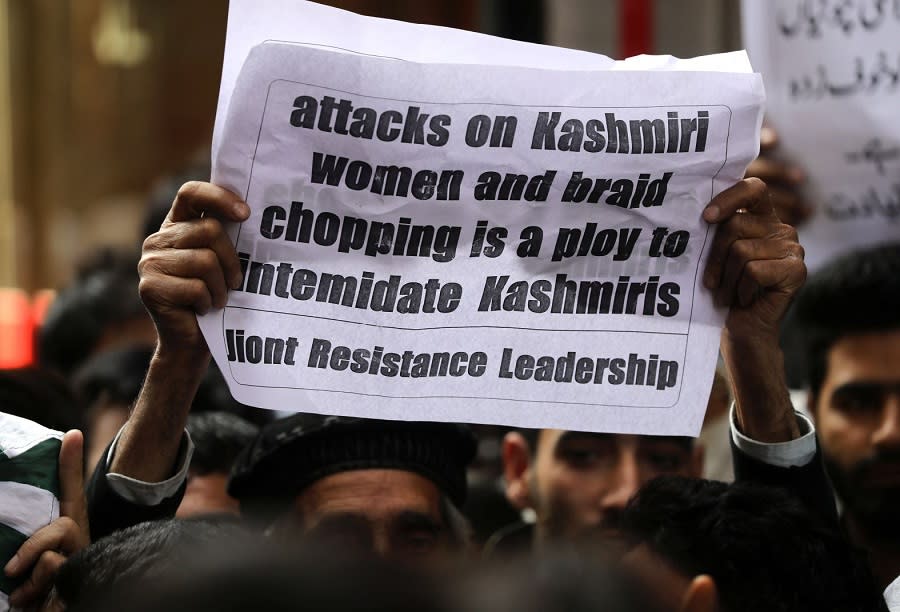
[308,512,370,532]
[557,432,692,449]
[557,432,615,444]
[831,381,900,397]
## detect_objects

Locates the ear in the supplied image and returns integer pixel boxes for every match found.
[688,442,705,479]
[502,432,533,510]
[680,574,719,612]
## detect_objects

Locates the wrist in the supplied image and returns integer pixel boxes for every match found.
[721,330,799,443]
[721,325,780,354]
[152,343,211,370]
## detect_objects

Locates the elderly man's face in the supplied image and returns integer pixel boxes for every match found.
[813,329,900,532]
[506,431,701,543]
[286,469,454,563]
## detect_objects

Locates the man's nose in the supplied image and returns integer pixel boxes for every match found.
[600,452,643,511]
[872,395,900,450]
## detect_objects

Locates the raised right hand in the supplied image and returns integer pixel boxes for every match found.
[138,181,249,353]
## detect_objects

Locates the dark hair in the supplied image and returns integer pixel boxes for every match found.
[190,362,273,426]
[38,248,148,377]
[74,347,271,426]
[187,411,259,475]
[621,476,886,612]
[56,518,248,609]
[517,429,693,456]
[793,243,900,398]
[73,346,153,407]
[71,540,444,612]
[141,161,211,240]
[453,551,665,612]
[0,367,82,432]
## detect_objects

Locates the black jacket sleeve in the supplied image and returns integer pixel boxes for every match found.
[86,439,187,540]
[731,435,839,526]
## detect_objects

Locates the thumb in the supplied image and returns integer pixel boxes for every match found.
[58,430,89,541]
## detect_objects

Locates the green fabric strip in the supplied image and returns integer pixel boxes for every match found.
[0,521,29,595]
[0,438,60,497]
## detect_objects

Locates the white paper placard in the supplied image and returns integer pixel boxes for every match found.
[742,1,900,270]
[201,3,764,435]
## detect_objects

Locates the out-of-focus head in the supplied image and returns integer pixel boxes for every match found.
[73,346,153,472]
[621,476,884,612]
[55,518,249,610]
[0,367,82,432]
[73,348,268,474]
[228,414,477,562]
[502,430,701,544]
[454,550,666,612]
[38,248,156,378]
[70,541,442,612]
[178,412,259,518]
[794,243,900,534]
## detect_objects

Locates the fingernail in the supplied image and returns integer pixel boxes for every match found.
[703,206,719,222]
[703,272,716,289]
[234,202,250,218]
[5,555,19,575]
[231,273,243,290]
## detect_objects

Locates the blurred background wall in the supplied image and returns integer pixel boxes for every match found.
[0,0,741,292]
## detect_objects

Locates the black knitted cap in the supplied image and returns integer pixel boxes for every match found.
[228,413,477,514]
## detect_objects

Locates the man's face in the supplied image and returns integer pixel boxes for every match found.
[177,471,241,518]
[527,431,700,541]
[285,469,454,563]
[814,329,900,533]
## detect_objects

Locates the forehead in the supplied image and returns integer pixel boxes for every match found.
[823,330,900,390]
[538,430,690,452]
[293,468,442,522]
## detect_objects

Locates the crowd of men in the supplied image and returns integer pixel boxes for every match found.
[1,92,898,612]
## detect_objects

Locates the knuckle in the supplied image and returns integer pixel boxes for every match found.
[733,239,754,260]
[779,223,799,242]
[197,217,223,242]
[195,248,219,272]
[176,181,203,202]
[37,549,57,568]
[138,277,161,301]
[744,176,767,196]
[142,232,164,253]
[138,253,165,277]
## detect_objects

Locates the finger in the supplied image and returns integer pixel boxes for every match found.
[735,250,806,308]
[139,275,214,316]
[58,431,89,541]
[745,157,805,187]
[145,248,230,310]
[703,178,774,223]
[715,238,803,306]
[151,217,243,290]
[167,181,250,224]
[8,550,65,608]
[759,125,779,151]
[715,238,797,307]
[736,270,762,309]
[703,214,787,289]
[769,186,813,226]
[5,518,82,577]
